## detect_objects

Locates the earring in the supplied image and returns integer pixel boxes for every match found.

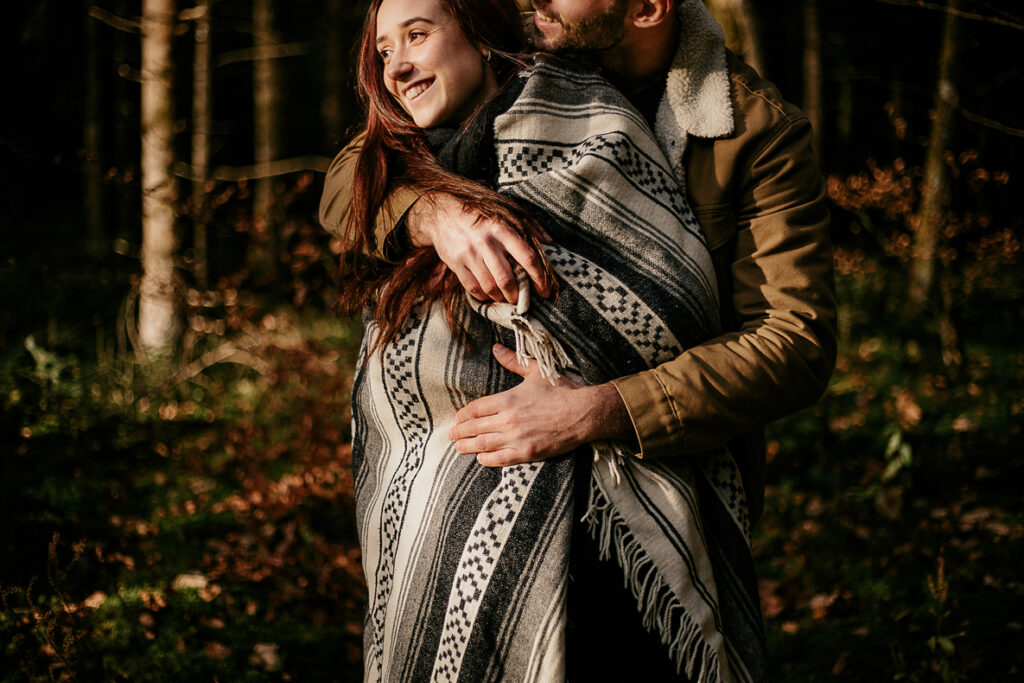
[484,50,492,62]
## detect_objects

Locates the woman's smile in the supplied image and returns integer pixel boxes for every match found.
[375,0,498,128]
[403,79,434,103]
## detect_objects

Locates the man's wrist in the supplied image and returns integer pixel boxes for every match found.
[405,193,442,248]
[582,383,634,444]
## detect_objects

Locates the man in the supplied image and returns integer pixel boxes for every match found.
[321,0,835,678]
[321,0,836,522]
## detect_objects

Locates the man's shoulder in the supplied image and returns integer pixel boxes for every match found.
[724,51,808,141]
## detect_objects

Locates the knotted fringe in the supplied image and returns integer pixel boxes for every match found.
[504,266,573,385]
[580,453,721,683]
[509,312,573,385]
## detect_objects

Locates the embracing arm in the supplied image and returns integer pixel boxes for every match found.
[452,113,835,466]
[611,114,837,457]
[318,131,550,303]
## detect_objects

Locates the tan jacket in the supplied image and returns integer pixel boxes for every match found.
[318,3,836,523]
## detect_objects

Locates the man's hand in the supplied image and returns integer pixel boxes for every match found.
[448,344,633,467]
[407,192,551,304]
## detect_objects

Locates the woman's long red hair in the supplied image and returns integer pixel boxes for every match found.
[336,0,554,353]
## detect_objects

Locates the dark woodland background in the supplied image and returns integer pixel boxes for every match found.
[2,0,1023,680]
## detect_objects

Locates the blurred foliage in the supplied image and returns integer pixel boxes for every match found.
[3,158,1022,680]
[1,179,369,681]
[752,143,1024,681]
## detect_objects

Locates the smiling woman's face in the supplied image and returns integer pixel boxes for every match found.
[375,0,497,129]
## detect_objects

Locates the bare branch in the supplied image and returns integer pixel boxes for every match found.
[173,343,271,385]
[216,42,314,68]
[873,0,1024,30]
[89,5,141,33]
[173,156,331,181]
[179,5,208,21]
[955,105,1024,138]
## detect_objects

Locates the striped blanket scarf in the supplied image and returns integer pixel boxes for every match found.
[351,56,764,682]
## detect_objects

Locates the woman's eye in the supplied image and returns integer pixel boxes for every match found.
[409,30,426,42]
[379,48,392,62]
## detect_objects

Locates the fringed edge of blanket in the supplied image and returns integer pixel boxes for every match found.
[580,449,721,683]
[509,312,573,385]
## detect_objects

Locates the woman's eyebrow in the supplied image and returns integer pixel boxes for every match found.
[376,17,436,45]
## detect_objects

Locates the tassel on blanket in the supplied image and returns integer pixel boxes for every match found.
[580,471,721,683]
[507,266,572,385]
[509,313,573,384]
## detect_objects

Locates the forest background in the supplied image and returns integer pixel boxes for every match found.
[2,0,1022,680]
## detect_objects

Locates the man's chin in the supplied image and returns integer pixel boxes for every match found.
[527,23,563,51]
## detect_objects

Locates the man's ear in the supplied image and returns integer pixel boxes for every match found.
[631,0,674,29]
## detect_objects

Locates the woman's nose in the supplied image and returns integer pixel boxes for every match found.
[385,48,413,81]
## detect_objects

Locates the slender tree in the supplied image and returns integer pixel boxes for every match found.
[706,0,765,75]
[322,0,344,146]
[802,0,824,159]
[251,0,283,281]
[139,0,180,356]
[910,0,961,311]
[84,2,105,259]
[192,0,213,288]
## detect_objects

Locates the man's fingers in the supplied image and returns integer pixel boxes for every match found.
[452,433,504,455]
[483,252,519,304]
[505,239,550,298]
[452,265,487,301]
[491,344,532,378]
[476,449,521,468]
[454,396,500,425]
[448,413,504,442]
[467,261,506,302]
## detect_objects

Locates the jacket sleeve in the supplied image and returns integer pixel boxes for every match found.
[318,130,423,261]
[610,115,837,457]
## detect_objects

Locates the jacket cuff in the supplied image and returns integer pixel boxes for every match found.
[373,185,424,262]
[609,371,684,459]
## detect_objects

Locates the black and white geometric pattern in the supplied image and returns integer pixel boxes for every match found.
[365,307,433,676]
[350,56,758,683]
[430,463,542,681]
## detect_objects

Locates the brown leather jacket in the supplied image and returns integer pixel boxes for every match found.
[318,9,836,524]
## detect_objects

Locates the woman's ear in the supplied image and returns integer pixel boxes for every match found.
[480,45,493,62]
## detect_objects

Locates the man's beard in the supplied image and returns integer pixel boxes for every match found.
[529,0,630,53]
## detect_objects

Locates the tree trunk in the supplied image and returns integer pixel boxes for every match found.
[192,0,212,288]
[706,0,765,76]
[910,0,960,311]
[139,0,179,356]
[802,0,824,159]
[113,0,134,242]
[84,2,105,259]
[251,0,282,282]
[322,0,344,146]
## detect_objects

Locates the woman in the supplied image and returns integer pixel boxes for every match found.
[333,1,761,681]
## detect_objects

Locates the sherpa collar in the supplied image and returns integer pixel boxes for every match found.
[654,0,734,177]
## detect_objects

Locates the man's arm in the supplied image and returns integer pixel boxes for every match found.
[611,115,836,456]
[451,113,836,464]
[319,131,421,255]
[318,132,551,303]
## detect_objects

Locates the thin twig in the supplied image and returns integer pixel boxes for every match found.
[216,42,313,68]
[172,344,271,384]
[174,156,330,181]
[873,0,1024,31]
[955,105,1024,138]
[88,6,140,33]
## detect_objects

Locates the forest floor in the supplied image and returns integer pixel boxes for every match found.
[2,247,1023,682]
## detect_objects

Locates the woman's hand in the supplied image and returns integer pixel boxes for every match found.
[407,192,551,304]
[448,344,632,467]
